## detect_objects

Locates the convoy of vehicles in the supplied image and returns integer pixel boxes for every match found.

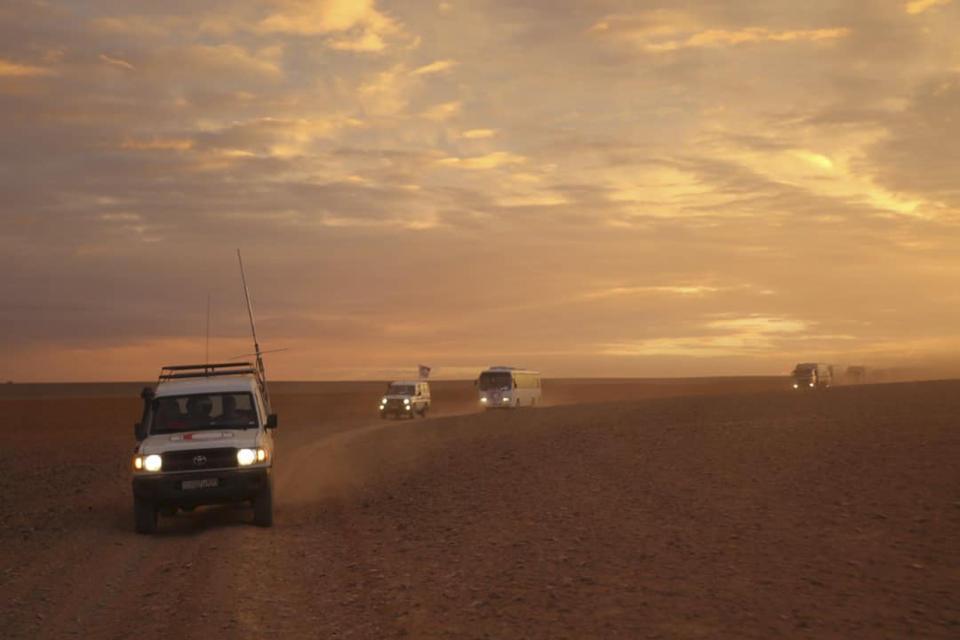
[379,380,431,419]
[792,362,833,390]
[129,253,866,535]
[476,366,542,408]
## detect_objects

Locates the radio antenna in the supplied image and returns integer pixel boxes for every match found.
[205,292,211,364]
[237,249,270,410]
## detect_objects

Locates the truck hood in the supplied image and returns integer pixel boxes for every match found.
[138,429,260,454]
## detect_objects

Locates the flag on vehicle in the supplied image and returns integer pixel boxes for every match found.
[418,364,431,379]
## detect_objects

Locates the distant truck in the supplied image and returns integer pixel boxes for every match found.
[379,380,431,419]
[792,362,833,390]
[476,366,542,408]
[131,362,278,533]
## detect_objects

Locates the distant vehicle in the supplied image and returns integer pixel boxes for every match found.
[792,363,833,390]
[380,380,431,419]
[130,251,278,534]
[476,366,541,408]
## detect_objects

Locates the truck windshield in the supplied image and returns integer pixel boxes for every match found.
[387,384,415,395]
[478,372,512,390]
[150,392,257,433]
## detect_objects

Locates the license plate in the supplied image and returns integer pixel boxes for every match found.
[182,478,218,490]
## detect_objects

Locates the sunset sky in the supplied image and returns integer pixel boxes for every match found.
[2,0,959,381]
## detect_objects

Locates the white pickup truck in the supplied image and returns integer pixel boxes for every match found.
[131,362,277,533]
[379,380,431,419]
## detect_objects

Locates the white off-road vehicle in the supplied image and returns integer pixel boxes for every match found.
[379,380,430,419]
[131,362,277,533]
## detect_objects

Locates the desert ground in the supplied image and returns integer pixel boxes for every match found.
[1,377,957,639]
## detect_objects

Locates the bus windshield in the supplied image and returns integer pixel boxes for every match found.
[478,372,512,390]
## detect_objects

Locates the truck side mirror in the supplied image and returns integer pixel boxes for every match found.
[134,422,147,441]
[513,380,518,389]
[266,414,278,429]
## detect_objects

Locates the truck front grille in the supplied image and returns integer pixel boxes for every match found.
[162,447,238,472]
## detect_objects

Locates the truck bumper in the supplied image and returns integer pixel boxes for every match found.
[132,467,269,508]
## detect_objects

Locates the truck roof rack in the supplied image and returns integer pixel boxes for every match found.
[158,362,259,381]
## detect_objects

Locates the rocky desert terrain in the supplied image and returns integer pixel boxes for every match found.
[1,378,957,639]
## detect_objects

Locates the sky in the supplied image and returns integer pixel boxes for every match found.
[1,0,959,381]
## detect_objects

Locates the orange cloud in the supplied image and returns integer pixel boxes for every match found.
[436,151,526,169]
[591,13,848,52]
[0,59,56,77]
[412,59,457,75]
[421,100,461,121]
[120,137,194,151]
[99,54,135,71]
[462,129,497,139]
[905,0,952,14]
[259,0,402,52]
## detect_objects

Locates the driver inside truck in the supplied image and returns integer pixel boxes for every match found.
[186,395,213,427]
[218,394,251,425]
[154,397,186,431]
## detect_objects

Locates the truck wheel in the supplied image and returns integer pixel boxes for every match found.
[134,497,157,534]
[253,478,273,527]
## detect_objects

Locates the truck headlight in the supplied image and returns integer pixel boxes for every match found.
[237,448,267,466]
[480,397,488,403]
[381,397,387,404]
[793,383,798,389]
[502,396,511,403]
[403,398,410,405]
[141,454,162,472]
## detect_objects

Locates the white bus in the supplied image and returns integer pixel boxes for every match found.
[476,366,542,409]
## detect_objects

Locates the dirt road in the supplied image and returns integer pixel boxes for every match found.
[1,379,958,638]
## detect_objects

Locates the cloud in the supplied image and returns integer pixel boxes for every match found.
[0,59,56,77]
[584,285,722,300]
[421,100,461,121]
[258,0,402,52]
[462,128,496,139]
[99,53,135,71]
[867,74,960,207]
[905,0,952,14]
[259,0,381,33]
[357,64,411,115]
[120,137,194,151]
[590,11,849,52]
[436,151,526,170]
[601,314,816,357]
[412,59,457,75]
[180,44,284,77]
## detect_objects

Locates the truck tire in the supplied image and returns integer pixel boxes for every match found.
[134,497,157,534]
[253,478,273,527]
